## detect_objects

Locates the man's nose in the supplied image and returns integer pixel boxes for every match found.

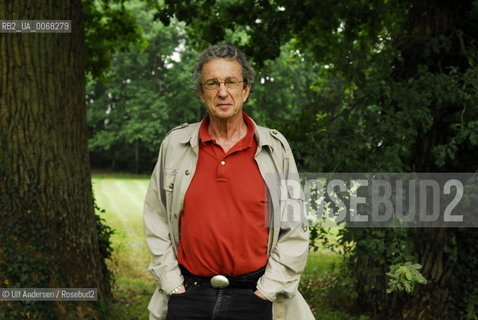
[218,83,229,97]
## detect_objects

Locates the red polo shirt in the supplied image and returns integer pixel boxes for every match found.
[177,113,269,276]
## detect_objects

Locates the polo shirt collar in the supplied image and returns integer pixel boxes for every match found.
[199,116,213,143]
[198,112,256,150]
[180,112,274,151]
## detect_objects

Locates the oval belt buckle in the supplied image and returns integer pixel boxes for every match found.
[210,275,229,288]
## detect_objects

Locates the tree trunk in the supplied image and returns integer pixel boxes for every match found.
[403,229,456,319]
[0,1,109,318]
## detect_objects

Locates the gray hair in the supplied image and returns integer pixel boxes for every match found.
[193,44,255,92]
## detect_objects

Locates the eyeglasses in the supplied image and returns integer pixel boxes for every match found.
[202,78,244,90]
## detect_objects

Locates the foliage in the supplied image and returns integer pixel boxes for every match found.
[246,42,323,127]
[83,0,144,79]
[0,211,60,319]
[386,262,427,294]
[87,1,203,172]
[158,0,404,74]
[94,201,115,296]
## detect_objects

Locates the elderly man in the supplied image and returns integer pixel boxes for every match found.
[143,44,314,320]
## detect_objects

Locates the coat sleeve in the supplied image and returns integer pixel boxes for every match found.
[256,135,310,302]
[143,141,184,294]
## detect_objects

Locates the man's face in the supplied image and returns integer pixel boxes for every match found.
[199,58,251,121]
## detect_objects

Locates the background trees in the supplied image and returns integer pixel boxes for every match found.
[86,2,202,173]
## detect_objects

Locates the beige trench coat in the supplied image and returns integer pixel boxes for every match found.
[143,119,315,320]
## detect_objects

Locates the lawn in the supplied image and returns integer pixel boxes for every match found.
[92,173,356,320]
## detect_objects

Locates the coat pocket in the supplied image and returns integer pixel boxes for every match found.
[279,178,306,229]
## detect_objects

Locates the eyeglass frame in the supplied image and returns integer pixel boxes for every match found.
[201,78,246,90]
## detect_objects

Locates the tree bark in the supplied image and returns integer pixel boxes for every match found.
[0,1,108,318]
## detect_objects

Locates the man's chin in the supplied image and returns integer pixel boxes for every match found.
[211,108,240,119]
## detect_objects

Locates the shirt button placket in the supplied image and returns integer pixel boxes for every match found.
[216,159,227,181]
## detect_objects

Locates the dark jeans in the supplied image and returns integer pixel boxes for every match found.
[166,283,273,320]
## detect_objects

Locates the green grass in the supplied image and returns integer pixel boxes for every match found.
[92,173,153,320]
[92,173,357,320]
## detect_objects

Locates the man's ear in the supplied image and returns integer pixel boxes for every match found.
[198,90,205,104]
[243,84,251,103]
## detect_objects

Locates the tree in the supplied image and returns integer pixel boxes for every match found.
[0,0,138,318]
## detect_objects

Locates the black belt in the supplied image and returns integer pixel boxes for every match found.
[180,265,265,290]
